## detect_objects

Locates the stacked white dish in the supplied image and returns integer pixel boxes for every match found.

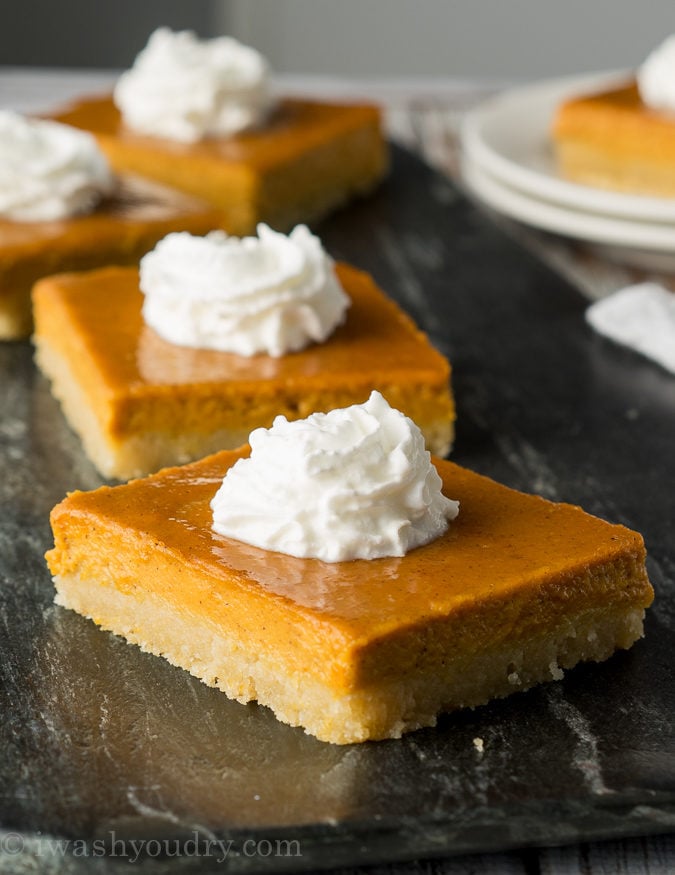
[460,72,675,270]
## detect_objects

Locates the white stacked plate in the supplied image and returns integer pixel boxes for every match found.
[460,72,675,271]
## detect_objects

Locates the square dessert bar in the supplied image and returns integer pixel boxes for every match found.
[0,175,220,340]
[50,96,388,236]
[552,81,675,196]
[47,449,654,745]
[33,262,454,479]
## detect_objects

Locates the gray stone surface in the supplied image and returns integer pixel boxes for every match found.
[1,147,674,871]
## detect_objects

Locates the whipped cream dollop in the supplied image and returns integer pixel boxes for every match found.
[140,224,350,356]
[0,110,114,222]
[637,35,675,111]
[586,282,675,374]
[114,27,273,142]
[211,391,459,562]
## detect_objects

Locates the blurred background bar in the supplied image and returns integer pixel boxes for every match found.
[0,0,216,68]
[2,0,675,76]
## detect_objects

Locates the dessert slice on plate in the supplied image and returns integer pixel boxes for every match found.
[50,28,388,236]
[46,393,654,744]
[552,36,675,196]
[33,226,454,479]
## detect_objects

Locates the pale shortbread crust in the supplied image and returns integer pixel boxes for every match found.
[53,569,645,744]
[555,140,675,197]
[34,334,454,480]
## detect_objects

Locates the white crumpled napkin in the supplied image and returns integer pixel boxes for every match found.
[585,282,675,374]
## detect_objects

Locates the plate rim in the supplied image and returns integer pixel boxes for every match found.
[462,155,675,252]
[461,70,675,223]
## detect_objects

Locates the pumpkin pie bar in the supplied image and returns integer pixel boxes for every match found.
[50,96,388,236]
[32,262,454,479]
[0,175,220,340]
[46,448,654,744]
[552,81,675,196]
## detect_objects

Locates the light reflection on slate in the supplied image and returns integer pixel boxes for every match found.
[1,147,674,871]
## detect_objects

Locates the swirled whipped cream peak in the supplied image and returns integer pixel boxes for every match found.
[114,27,273,142]
[139,224,350,356]
[0,110,114,222]
[211,391,459,562]
[637,35,675,112]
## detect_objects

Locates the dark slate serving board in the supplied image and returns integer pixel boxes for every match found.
[1,146,674,873]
